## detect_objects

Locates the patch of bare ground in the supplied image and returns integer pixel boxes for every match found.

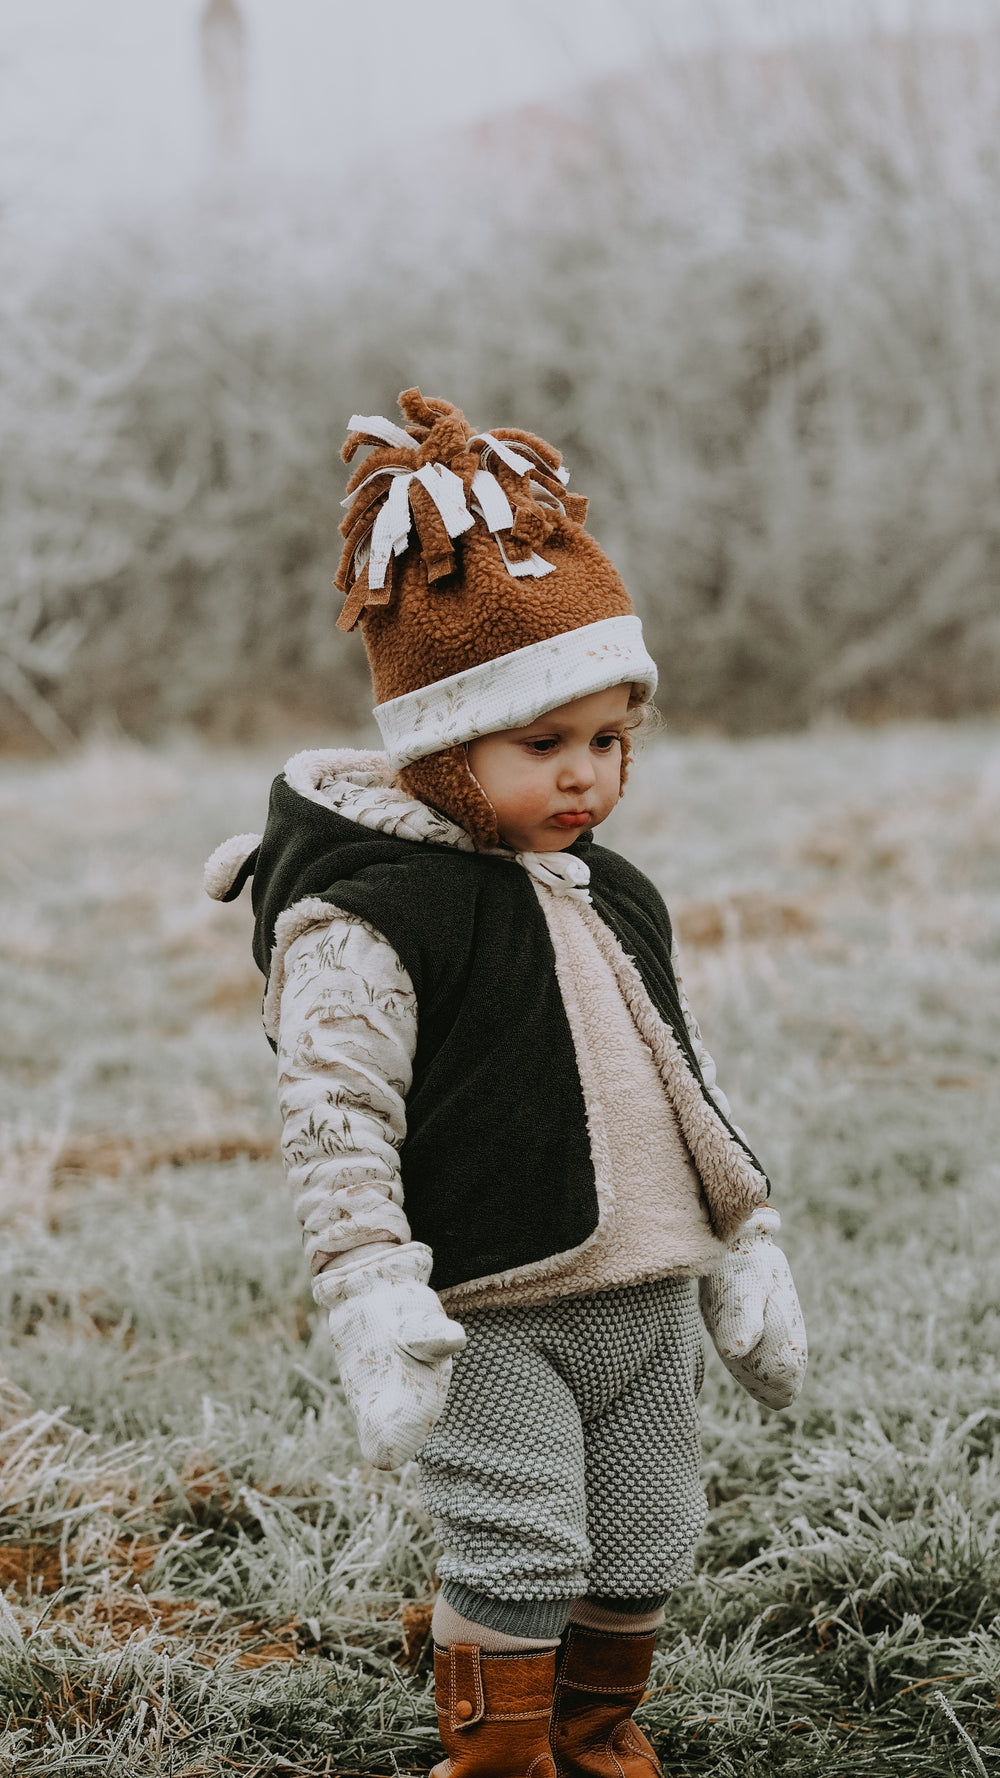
[674,891,818,949]
[49,1130,275,1184]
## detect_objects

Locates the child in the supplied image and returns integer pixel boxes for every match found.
[205,389,807,1778]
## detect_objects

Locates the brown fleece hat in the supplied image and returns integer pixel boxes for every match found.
[335,388,657,846]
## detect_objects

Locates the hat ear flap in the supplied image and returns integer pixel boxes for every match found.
[618,726,633,798]
[396,747,500,850]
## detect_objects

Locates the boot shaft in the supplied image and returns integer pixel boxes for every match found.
[431,1643,557,1778]
[550,1626,661,1778]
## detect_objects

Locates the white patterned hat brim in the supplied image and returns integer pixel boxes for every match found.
[373,616,658,767]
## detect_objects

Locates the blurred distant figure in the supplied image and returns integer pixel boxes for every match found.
[200,0,247,166]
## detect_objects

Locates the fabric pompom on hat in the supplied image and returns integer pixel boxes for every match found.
[334,388,657,847]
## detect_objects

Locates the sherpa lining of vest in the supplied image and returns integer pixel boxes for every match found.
[573,902,767,1244]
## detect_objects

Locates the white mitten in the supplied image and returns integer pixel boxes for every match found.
[699,1206,807,1410]
[312,1243,466,1469]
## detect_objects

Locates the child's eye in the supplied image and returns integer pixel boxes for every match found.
[593,733,622,752]
[525,738,558,754]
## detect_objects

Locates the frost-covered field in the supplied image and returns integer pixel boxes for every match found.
[1,722,999,1776]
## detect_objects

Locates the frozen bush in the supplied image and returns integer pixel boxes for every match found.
[2,26,999,742]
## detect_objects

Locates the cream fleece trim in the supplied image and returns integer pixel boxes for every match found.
[283,745,388,811]
[574,904,768,1242]
[437,1226,609,1309]
[203,831,263,900]
[540,883,617,1250]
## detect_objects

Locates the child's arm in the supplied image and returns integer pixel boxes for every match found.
[277,913,464,1468]
[277,912,417,1275]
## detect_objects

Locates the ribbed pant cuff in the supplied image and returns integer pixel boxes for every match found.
[440,1583,575,1640]
[590,1593,670,1613]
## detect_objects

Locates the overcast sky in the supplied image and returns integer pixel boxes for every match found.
[0,0,989,240]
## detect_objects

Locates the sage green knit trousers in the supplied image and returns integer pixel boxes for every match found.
[418,1275,707,1639]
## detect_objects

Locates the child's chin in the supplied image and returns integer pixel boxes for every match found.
[498,818,593,852]
[525,834,582,853]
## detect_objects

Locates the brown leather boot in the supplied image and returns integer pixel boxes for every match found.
[430,1643,557,1778]
[549,1626,661,1778]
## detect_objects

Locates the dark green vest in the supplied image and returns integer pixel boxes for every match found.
[235,773,765,1293]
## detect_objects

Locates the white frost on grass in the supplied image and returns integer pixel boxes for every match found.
[0,723,998,1769]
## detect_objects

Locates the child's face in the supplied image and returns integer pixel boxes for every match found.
[466,684,633,853]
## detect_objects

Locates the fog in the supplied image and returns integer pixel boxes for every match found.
[2,0,988,236]
[2,0,1000,744]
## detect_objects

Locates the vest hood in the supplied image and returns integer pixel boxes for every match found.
[204,745,595,916]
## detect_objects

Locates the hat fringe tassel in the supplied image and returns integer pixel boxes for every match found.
[334,404,579,632]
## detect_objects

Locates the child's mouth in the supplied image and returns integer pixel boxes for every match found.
[552,811,592,829]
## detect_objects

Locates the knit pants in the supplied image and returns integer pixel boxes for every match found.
[418,1276,707,1639]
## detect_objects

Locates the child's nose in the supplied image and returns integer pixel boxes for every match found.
[559,748,596,790]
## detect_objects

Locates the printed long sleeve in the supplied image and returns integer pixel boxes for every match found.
[276,913,418,1284]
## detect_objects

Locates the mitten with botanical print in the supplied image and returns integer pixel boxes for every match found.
[699,1206,807,1410]
[313,1242,466,1469]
